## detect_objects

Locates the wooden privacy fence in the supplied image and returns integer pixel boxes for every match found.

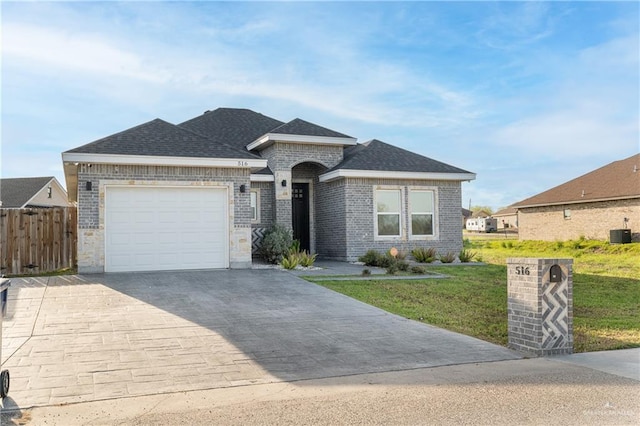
[0,207,77,276]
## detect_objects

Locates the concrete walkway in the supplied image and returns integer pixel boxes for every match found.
[1,269,520,410]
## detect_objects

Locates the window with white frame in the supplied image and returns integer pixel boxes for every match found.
[410,190,434,236]
[250,190,260,223]
[375,189,401,237]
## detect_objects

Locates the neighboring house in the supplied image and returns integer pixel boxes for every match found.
[61,108,475,273]
[493,206,518,229]
[462,208,472,228]
[470,209,492,218]
[512,153,640,242]
[0,176,70,208]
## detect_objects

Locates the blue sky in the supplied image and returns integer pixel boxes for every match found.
[2,1,638,210]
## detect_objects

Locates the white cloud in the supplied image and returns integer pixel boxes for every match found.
[493,110,637,158]
[476,2,556,50]
[491,32,638,159]
[2,23,170,83]
[2,5,479,130]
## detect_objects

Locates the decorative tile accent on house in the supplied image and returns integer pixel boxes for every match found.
[252,227,266,253]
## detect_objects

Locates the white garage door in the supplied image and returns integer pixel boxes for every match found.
[105,186,228,272]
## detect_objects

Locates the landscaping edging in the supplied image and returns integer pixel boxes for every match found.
[307,273,448,281]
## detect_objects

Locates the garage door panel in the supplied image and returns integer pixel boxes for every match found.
[106,186,228,272]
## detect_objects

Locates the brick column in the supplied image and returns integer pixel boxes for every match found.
[507,258,574,356]
[274,170,292,230]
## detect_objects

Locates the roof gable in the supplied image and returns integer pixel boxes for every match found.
[270,118,353,139]
[65,118,259,160]
[0,176,55,208]
[493,206,518,216]
[179,108,284,150]
[246,118,357,151]
[319,139,475,182]
[512,153,640,208]
[332,139,472,174]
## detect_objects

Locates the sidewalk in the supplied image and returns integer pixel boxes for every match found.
[553,347,639,381]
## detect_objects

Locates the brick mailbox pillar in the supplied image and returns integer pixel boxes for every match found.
[507,258,574,356]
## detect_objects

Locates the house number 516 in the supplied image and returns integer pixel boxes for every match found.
[515,266,530,275]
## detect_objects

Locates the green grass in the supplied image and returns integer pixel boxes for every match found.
[464,237,640,278]
[308,239,640,353]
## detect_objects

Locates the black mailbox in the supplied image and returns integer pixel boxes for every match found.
[550,264,562,283]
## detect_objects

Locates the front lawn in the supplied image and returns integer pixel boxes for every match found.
[307,240,640,353]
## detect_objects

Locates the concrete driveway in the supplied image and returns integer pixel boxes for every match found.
[1,269,520,409]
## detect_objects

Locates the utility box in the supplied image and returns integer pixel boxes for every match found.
[610,229,632,244]
[507,258,573,356]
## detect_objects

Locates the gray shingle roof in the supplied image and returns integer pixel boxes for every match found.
[330,139,472,174]
[269,118,353,139]
[0,176,54,208]
[253,166,273,175]
[65,118,260,159]
[179,108,284,150]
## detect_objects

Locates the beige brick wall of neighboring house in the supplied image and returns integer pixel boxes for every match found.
[494,213,518,229]
[518,198,640,241]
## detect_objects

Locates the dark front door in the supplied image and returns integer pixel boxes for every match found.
[292,183,310,252]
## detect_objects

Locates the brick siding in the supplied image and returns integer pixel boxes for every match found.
[314,177,464,261]
[518,198,640,241]
[76,163,252,272]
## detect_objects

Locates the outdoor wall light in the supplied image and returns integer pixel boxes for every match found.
[239,184,246,193]
[281,180,287,187]
[85,181,92,191]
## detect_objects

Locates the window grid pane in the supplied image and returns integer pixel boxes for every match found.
[376,189,401,237]
[410,191,433,213]
[410,190,434,236]
[377,190,401,213]
[378,214,400,236]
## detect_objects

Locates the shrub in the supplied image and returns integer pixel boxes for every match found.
[362,268,371,276]
[458,249,477,263]
[359,249,383,266]
[396,260,410,272]
[298,251,317,268]
[411,265,427,275]
[439,251,456,263]
[377,254,396,268]
[280,253,299,269]
[395,250,408,261]
[386,262,399,275]
[260,224,293,264]
[289,239,301,256]
[412,247,437,263]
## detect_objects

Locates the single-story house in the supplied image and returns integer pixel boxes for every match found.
[511,153,640,242]
[462,208,472,228]
[493,206,518,229]
[471,209,492,219]
[61,108,475,273]
[0,176,70,208]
